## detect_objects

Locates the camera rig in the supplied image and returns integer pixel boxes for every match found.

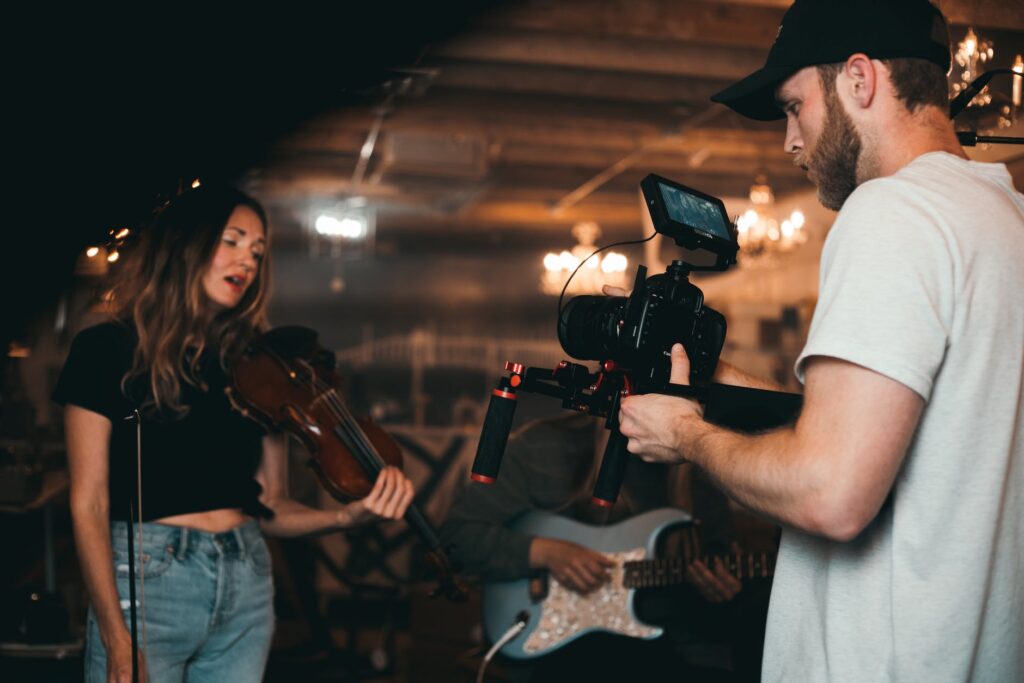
[471,348,803,507]
[471,174,802,506]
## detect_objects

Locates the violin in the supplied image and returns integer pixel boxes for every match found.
[225,325,465,601]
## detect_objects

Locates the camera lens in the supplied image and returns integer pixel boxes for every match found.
[557,295,626,361]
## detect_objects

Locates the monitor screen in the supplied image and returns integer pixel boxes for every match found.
[659,182,732,242]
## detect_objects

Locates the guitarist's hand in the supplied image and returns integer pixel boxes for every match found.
[530,537,614,594]
[686,543,743,603]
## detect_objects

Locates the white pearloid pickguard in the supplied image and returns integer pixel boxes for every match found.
[522,547,658,654]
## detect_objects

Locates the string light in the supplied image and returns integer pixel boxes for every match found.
[86,247,100,258]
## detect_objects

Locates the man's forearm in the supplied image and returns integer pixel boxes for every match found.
[713,359,788,392]
[675,417,838,538]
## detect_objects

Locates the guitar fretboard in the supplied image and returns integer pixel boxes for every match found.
[623,552,776,589]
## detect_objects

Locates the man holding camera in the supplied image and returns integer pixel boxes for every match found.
[618,1,1023,681]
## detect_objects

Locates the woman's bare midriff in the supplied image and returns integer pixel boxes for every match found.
[156,508,251,533]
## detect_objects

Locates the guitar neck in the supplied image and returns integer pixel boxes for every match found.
[623,551,776,589]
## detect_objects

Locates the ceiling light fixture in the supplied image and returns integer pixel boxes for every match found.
[735,174,806,267]
[540,221,628,296]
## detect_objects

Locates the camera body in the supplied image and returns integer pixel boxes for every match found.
[557,174,737,387]
[558,260,727,387]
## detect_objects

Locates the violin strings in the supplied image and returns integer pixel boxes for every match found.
[302,368,388,475]
[262,347,458,592]
[262,347,388,476]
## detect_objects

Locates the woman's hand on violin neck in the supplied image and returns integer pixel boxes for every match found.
[340,467,415,527]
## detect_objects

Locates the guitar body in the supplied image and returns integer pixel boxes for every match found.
[482,507,691,659]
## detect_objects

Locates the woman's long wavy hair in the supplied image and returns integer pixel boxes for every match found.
[111,185,272,417]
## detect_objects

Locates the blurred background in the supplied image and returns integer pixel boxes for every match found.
[3,1,1023,680]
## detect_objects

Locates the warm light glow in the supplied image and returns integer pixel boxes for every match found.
[192,179,201,188]
[341,218,365,238]
[539,222,629,295]
[963,28,977,58]
[315,214,367,239]
[601,252,627,273]
[315,215,342,235]
[107,250,120,263]
[86,246,100,258]
[1013,54,1023,108]
[114,228,130,240]
[952,27,996,110]
[8,342,30,358]
[736,177,807,267]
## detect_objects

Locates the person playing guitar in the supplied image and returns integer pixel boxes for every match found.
[441,412,776,682]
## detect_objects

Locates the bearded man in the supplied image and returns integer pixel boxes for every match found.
[617,1,1024,681]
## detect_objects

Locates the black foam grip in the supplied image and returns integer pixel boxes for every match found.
[592,428,629,505]
[471,387,518,482]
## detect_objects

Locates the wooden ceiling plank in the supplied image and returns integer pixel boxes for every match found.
[431,29,768,80]
[430,59,732,104]
[475,0,785,48]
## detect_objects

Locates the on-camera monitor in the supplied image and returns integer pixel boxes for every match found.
[659,181,732,241]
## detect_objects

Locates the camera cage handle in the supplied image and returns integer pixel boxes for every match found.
[470,356,803,493]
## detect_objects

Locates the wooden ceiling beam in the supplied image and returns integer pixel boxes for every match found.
[276,118,786,165]
[704,0,1024,31]
[431,28,768,80]
[495,137,793,166]
[475,0,785,48]
[275,90,785,155]
[429,59,732,105]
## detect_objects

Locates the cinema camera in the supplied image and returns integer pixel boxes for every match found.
[471,174,803,506]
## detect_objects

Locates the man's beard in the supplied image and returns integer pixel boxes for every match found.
[803,86,863,211]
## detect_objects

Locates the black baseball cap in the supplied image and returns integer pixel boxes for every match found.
[711,0,951,121]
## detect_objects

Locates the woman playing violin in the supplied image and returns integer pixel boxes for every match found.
[54,186,415,683]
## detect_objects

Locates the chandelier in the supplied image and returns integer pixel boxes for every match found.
[540,222,628,296]
[735,175,806,267]
[952,28,995,107]
[950,27,1021,130]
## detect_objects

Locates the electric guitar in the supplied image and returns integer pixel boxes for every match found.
[481,508,776,659]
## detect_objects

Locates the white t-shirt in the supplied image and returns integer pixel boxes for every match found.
[762,152,1024,682]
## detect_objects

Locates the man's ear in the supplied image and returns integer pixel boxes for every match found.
[843,53,877,110]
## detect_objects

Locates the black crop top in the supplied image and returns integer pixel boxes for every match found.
[52,321,270,521]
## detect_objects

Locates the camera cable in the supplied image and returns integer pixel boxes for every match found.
[557,232,658,319]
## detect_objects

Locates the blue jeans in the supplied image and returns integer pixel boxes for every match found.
[85,521,275,683]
